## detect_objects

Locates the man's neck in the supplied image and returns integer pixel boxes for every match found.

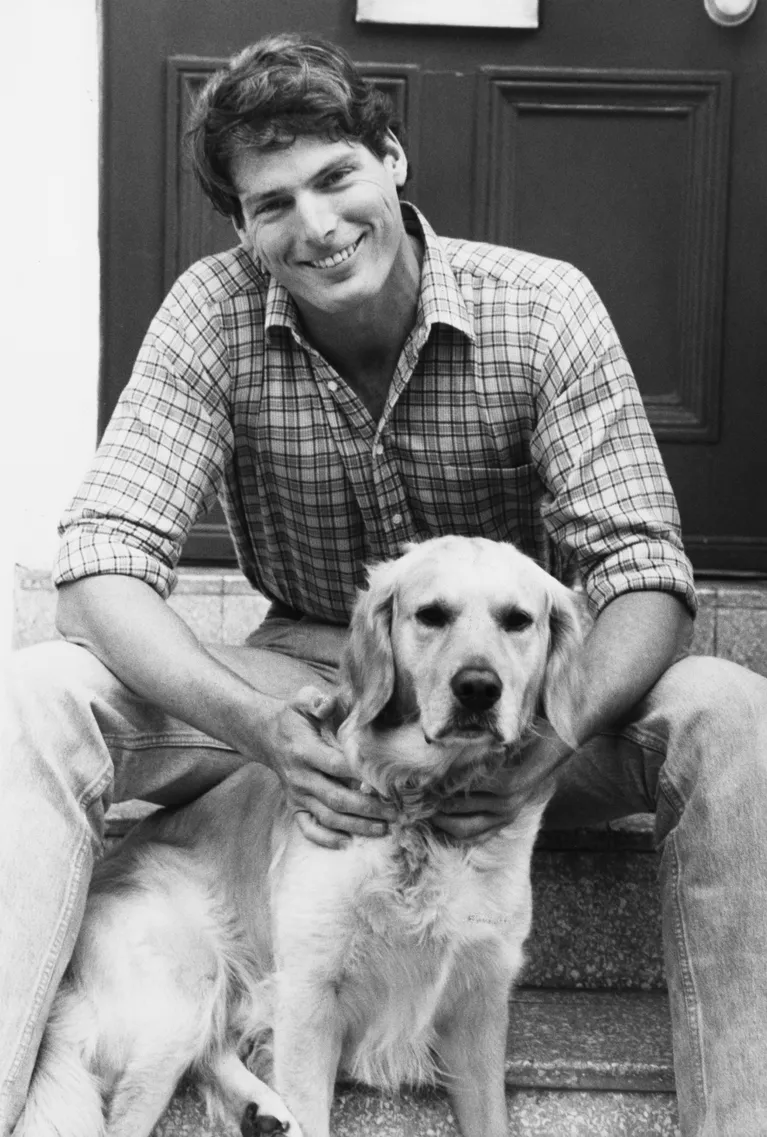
[298,232,424,414]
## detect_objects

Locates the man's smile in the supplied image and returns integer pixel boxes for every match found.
[304,234,363,270]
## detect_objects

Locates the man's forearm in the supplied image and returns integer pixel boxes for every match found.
[56,574,282,763]
[569,589,693,747]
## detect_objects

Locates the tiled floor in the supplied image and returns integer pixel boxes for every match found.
[12,566,767,676]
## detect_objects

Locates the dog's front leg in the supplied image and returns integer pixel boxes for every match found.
[434,973,511,1137]
[271,976,344,1137]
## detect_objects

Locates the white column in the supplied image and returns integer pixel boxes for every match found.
[1,0,101,655]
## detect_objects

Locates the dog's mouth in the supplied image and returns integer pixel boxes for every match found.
[428,713,502,745]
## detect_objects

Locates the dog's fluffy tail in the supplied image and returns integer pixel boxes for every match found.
[14,986,104,1137]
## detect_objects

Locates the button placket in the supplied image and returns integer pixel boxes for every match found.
[370,445,411,545]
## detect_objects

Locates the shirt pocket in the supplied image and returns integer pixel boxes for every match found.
[407,461,546,560]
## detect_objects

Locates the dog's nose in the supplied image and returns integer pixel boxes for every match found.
[451,667,502,711]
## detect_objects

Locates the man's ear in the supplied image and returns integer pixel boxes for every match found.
[383,130,408,188]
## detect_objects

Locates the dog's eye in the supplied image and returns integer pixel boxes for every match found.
[501,608,533,632]
[416,604,450,628]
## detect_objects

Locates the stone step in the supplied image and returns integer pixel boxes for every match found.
[528,816,665,990]
[150,990,676,1135]
[333,1086,679,1137]
[154,1086,679,1137]
[508,989,673,1092]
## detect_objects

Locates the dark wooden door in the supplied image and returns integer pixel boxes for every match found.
[102,0,767,573]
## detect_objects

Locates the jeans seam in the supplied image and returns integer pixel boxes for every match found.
[2,761,112,1103]
[101,731,234,751]
[658,764,685,817]
[78,761,113,811]
[595,726,667,813]
[663,810,708,1121]
[616,722,668,758]
[2,825,91,1097]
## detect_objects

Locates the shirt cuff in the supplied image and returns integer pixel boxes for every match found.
[583,541,698,619]
[53,532,177,599]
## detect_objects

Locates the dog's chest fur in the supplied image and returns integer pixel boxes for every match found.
[272,816,540,1090]
[353,822,518,944]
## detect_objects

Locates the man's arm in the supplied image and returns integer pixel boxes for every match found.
[56,575,394,847]
[433,588,693,839]
[565,588,692,746]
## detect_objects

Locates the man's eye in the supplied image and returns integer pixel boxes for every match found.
[416,605,450,628]
[323,167,352,187]
[253,199,287,218]
[501,609,533,633]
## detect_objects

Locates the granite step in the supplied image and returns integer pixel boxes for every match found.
[529,816,665,990]
[508,989,672,1092]
[154,1086,679,1137]
[149,989,677,1136]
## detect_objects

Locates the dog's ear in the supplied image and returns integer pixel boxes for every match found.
[541,582,583,748]
[340,559,400,727]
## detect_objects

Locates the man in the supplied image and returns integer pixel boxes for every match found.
[1,32,766,1137]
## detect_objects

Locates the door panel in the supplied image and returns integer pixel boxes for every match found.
[475,69,730,443]
[102,0,767,572]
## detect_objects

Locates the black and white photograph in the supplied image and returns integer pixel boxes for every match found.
[2,1,766,1135]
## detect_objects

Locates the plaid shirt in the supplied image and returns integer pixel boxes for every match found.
[55,205,697,625]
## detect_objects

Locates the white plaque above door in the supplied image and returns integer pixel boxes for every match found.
[356,0,539,29]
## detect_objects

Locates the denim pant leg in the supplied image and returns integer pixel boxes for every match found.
[545,654,767,1137]
[636,656,767,1137]
[0,622,344,1136]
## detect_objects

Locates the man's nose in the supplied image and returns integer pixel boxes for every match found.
[296,193,337,243]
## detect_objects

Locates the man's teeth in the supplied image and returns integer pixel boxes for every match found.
[308,238,360,269]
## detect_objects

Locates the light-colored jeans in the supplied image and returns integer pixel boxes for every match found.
[2,617,767,1137]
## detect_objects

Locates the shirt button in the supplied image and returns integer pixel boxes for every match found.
[327,380,338,392]
[392,513,403,526]
[375,444,385,457]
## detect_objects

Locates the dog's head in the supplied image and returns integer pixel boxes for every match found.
[338,536,582,792]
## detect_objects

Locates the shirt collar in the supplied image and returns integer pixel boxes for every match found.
[405,203,475,343]
[264,270,299,336]
[262,202,475,343]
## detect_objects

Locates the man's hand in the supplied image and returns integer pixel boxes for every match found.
[262,687,398,849]
[431,721,574,842]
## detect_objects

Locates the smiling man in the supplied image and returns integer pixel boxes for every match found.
[2,32,767,1137]
[231,132,421,420]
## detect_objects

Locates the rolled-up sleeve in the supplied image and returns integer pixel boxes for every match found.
[54,284,234,599]
[529,268,697,618]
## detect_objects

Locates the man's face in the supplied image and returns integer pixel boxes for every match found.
[231,134,411,320]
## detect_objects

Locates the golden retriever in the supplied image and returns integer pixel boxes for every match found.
[17,535,580,1137]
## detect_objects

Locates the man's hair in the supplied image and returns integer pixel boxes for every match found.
[187,33,405,226]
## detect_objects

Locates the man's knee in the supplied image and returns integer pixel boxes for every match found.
[1,640,116,806]
[5,638,115,694]
[650,654,767,730]
[645,655,767,817]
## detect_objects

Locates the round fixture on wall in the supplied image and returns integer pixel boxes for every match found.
[704,0,758,25]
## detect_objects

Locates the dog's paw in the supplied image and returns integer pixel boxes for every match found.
[241,1100,291,1135]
